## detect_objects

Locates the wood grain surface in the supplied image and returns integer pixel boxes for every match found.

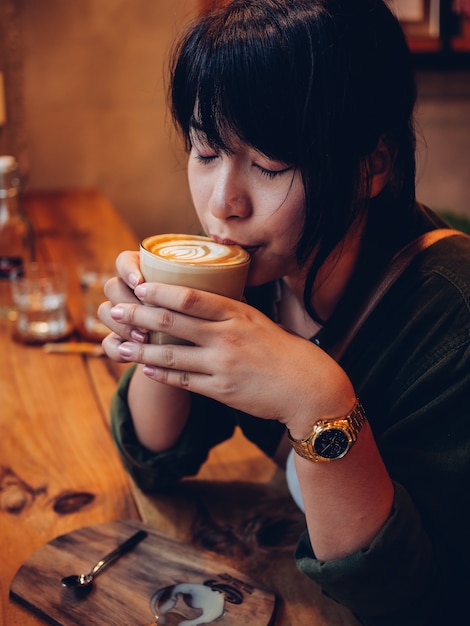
[2,190,360,626]
[1,190,140,626]
[10,520,276,626]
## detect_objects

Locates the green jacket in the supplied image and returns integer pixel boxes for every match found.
[111,219,470,626]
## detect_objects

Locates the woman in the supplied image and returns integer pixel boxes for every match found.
[99,1,470,624]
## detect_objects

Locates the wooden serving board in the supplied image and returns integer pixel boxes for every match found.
[10,520,276,626]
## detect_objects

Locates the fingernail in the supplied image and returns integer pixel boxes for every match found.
[134,284,147,298]
[143,365,157,377]
[130,329,147,342]
[118,343,133,358]
[129,273,140,288]
[110,306,124,320]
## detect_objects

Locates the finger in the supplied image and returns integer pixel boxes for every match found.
[115,250,144,289]
[143,364,211,393]
[99,301,148,343]
[104,276,141,305]
[133,282,240,322]
[141,354,241,407]
[101,331,134,362]
[109,300,208,346]
[116,340,212,378]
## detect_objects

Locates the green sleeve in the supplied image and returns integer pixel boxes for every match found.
[110,364,236,492]
[295,483,448,625]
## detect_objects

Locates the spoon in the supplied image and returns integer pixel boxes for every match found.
[61,529,147,590]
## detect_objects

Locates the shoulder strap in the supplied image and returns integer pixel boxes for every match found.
[329,228,465,361]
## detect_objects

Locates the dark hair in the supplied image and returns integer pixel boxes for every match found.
[169,0,417,323]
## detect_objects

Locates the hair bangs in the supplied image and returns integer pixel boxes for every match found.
[171,4,306,164]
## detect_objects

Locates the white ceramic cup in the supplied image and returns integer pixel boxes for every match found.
[140,234,250,344]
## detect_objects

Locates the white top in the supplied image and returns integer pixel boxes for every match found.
[286,449,305,512]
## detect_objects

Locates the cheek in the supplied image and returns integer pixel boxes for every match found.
[187,162,198,200]
[187,165,208,216]
[272,188,305,241]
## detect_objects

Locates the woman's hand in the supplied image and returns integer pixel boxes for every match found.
[99,250,192,452]
[99,250,148,361]
[104,279,355,435]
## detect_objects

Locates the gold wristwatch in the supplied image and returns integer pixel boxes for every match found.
[287,399,366,462]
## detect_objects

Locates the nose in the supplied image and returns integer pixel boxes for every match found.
[208,164,252,220]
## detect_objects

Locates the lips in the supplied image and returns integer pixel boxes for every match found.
[212,235,242,246]
[211,235,259,256]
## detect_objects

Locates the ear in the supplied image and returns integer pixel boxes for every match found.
[369,137,393,198]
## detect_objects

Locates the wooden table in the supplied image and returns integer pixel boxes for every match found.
[0,190,358,626]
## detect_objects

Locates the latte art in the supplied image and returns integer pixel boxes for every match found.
[144,235,249,266]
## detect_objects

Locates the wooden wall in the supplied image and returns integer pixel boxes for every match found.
[0,0,200,241]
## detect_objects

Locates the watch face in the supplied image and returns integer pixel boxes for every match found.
[314,428,350,459]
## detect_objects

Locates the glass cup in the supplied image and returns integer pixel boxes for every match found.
[11,262,69,343]
[140,234,251,344]
[78,264,114,340]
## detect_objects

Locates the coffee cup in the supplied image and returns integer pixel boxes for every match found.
[140,234,250,344]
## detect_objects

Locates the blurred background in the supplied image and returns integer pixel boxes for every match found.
[1,0,470,241]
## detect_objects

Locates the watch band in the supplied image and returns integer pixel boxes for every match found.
[287,398,366,462]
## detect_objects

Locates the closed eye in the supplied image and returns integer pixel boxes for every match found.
[254,164,292,179]
[194,154,218,165]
